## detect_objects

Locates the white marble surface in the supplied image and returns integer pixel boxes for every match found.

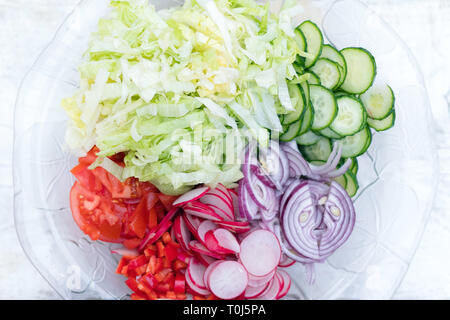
[1,0,450,299]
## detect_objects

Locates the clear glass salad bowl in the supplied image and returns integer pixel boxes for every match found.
[13,0,439,300]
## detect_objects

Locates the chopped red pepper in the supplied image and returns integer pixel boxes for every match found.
[156,241,165,258]
[174,273,185,294]
[165,245,178,262]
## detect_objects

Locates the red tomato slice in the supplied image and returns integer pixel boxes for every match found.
[70,182,122,241]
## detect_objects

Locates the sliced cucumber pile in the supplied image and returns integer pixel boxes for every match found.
[275,19,397,197]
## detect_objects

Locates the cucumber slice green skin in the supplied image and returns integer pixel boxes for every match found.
[282,84,307,125]
[334,174,348,189]
[317,127,342,139]
[309,84,338,131]
[367,110,396,132]
[299,104,314,136]
[306,72,321,85]
[340,47,377,95]
[320,44,348,88]
[294,28,307,67]
[309,58,342,90]
[280,119,302,142]
[298,20,324,68]
[300,137,332,162]
[360,84,395,120]
[349,158,359,175]
[330,95,367,137]
[298,82,313,136]
[335,126,372,158]
[344,171,359,197]
[296,130,321,146]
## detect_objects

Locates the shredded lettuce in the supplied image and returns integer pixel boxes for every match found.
[62,0,305,195]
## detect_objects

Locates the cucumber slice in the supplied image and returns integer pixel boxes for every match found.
[360,83,395,120]
[334,174,348,189]
[282,84,306,125]
[337,126,372,158]
[294,28,307,66]
[298,81,313,135]
[298,21,324,68]
[344,171,359,197]
[340,47,376,94]
[309,84,338,131]
[280,120,302,142]
[309,58,341,90]
[296,130,321,146]
[320,44,347,88]
[330,95,367,136]
[299,104,313,136]
[318,127,342,139]
[367,111,396,132]
[306,72,321,85]
[300,137,332,162]
[350,158,358,175]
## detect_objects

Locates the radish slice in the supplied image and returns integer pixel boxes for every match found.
[184,201,224,221]
[216,184,233,205]
[203,230,238,255]
[203,260,223,290]
[195,253,216,267]
[200,193,234,220]
[183,213,202,237]
[278,255,296,268]
[189,240,226,260]
[274,272,284,299]
[239,229,281,277]
[197,220,218,243]
[187,258,208,290]
[257,276,280,300]
[276,270,291,299]
[244,281,270,299]
[216,221,251,234]
[185,272,211,296]
[173,215,191,252]
[207,261,248,300]
[206,203,234,221]
[213,229,240,254]
[173,186,210,207]
[247,269,276,288]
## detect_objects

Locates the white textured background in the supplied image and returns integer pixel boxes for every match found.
[1,0,450,299]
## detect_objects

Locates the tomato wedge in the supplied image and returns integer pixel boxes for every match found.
[70,182,122,241]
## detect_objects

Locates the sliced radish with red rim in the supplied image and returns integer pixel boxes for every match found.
[216,220,251,234]
[173,215,191,252]
[206,261,248,300]
[243,281,271,299]
[275,270,291,299]
[184,201,224,221]
[185,272,211,296]
[187,258,208,290]
[203,260,223,290]
[239,229,281,277]
[189,240,226,260]
[197,220,218,243]
[173,186,210,207]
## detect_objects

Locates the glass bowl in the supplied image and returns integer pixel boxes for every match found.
[13,0,439,300]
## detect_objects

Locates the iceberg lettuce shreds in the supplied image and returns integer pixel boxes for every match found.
[62,0,305,195]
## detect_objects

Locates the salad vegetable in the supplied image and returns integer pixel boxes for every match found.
[62,0,308,195]
[64,0,398,301]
